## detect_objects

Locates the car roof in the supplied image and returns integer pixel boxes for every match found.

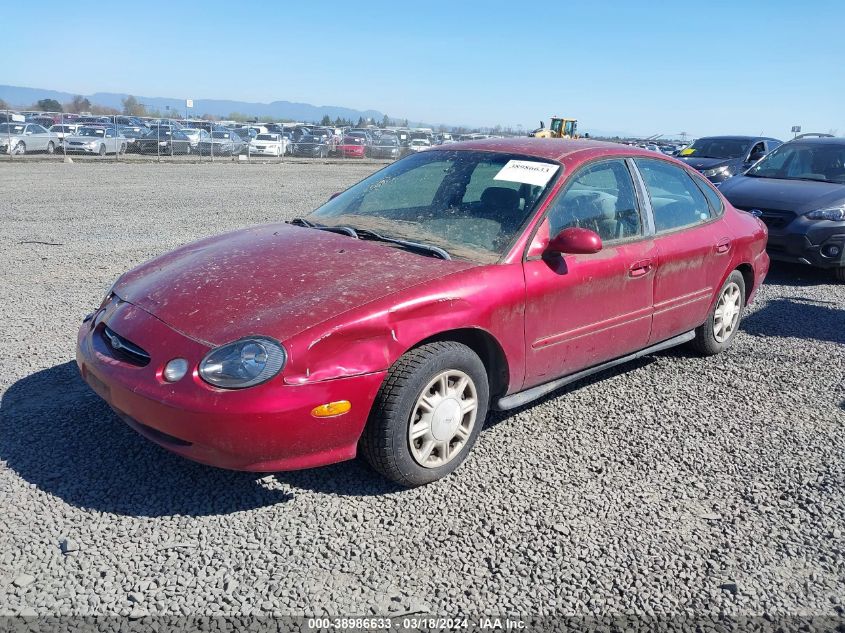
[696,135,779,142]
[784,136,845,146]
[438,137,673,163]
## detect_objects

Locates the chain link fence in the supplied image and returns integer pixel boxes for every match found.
[0,111,451,163]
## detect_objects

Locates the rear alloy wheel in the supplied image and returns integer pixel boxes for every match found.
[120,143,127,154]
[691,270,746,356]
[98,144,106,156]
[14,142,25,155]
[46,141,55,154]
[359,341,489,486]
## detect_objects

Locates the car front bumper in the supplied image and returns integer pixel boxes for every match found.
[76,297,386,472]
[766,218,845,269]
[249,147,281,155]
[64,145,103,153]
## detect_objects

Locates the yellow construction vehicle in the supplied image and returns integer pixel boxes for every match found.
[529,117,578,139]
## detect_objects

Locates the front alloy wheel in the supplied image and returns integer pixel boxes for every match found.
[409,369,478,469]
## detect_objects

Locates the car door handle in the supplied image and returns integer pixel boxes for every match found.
[715,238,732,254]
[628,259,653,278]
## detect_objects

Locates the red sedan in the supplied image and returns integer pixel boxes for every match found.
[77,139,769,486]
[336,135,367,158]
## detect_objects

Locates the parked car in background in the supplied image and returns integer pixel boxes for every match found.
[249,133,288,157]
[291,134,330,158]
[0,122,59,154]
[408,138,432,152]
[197,131,244,156]
[369,135,401,159]
[1,110,26,123]
[117,125,147,145]
[63,126,126,155]
[133,128,192,155]
[76,139,768,486]
[677,136,782,185]
[337,134,367,158]
[719,136,845,281]
[49,123,81,144]
[181,128,210,149]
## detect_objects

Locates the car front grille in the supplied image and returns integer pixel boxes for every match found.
[100,326,151,366]
[736,207,796,230]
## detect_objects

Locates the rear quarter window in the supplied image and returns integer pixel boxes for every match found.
[689,171,725,217]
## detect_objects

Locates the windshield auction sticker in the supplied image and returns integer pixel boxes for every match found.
[494,160,560,187]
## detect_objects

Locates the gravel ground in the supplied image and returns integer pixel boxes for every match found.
[0,162,843,619]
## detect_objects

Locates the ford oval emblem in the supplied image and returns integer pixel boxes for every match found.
[108,333,122,350]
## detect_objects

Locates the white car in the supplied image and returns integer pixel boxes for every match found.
[181,128,211,148]
[63,126,127,155]
[49,124,81,144]
[408,138,432,152]
[0,122,59,155]
[249,133,288,156]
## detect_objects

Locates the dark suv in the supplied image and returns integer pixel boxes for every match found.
[718,136,845,281]
[677,135,782,184]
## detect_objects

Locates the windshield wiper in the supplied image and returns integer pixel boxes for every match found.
[289,218,359,237]
[354,228,451,260]
[289,219,450,259]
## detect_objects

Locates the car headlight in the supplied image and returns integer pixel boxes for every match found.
[199,337,287,389]
[702,165,732,178]
[805,207,845,221]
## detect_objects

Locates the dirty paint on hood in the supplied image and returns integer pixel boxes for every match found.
[113,223,476,346]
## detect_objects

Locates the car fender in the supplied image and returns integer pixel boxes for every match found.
[711,207,769,307]
[281,264,527,392]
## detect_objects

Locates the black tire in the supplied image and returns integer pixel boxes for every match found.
[46,141,55,154]
[690,270,746,356]
[98,144,106,156]
[359,341,489,487]
[834,267,845,282]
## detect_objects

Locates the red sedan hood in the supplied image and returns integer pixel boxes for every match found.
[114,223,476,346]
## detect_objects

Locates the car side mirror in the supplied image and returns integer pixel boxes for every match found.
[546,227,602,255]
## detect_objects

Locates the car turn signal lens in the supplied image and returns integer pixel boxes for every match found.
[311,401,352,418]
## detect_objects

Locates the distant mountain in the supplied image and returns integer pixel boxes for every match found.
[0,84,387,123]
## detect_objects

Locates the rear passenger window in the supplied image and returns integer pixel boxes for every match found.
[547,159,642,243]
[634,159,711,232]
[690,172,724,217]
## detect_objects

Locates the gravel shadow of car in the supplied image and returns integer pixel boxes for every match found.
[741,296,844,344]
[763,261,839,287]
[0,361,292,516]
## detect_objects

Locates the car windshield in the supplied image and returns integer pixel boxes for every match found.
[307,150,560,263]
[746,142,845,184]
[79,127,105,137]
[0,124,25,134]
[255,134,276,141]
[681,138,751,159]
